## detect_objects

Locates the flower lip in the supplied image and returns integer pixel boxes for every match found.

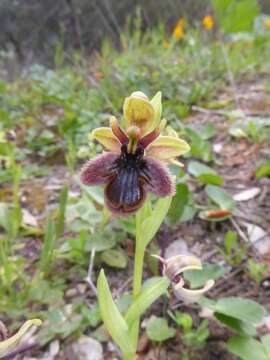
[105,145,148,214]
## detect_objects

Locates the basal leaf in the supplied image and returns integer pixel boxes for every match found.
[227,336,267,360]
[97,270,135,357]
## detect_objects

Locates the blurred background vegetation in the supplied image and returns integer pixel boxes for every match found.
[1,0,270,71]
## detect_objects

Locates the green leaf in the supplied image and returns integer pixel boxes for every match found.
[40,217,57,272]
[198,173,224,186]
[146,316,176,342]
[261,334,270,356]
[125,277,170,328]
[227,336,267,360]
[201,123,216,140]
[56,186,68,238]
[202,297,266,325]
[138,196,172,248]
[188,162,223,185]
[256,161,270,179]
[215,313,256,336]
[97,270,135,357]
[168,310,193,331]
[212,0,259,34]
[81,303,101,327]
[184,263,229,289]
[224,230,238,256]
[84,230,116,252]
[100,248,128,268]
[168,184,189,224]
[205,185,235,210]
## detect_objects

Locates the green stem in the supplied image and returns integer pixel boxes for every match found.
[131,230,146,351]
[123,353,135,360]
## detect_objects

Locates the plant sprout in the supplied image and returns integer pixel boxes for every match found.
[80,91,214,359]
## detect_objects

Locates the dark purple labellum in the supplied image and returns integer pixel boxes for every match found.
[105,144,149,214]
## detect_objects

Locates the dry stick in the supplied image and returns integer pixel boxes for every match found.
[2,342,39,360]
[114,277,133,298]
[231,217,269,258]
[85,248,97,296]
[230,217,249,243]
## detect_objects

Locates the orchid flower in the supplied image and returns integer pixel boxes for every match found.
[80,91,190,215]
[154,254,215,304]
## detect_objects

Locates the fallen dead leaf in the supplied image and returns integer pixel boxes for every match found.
[22,209,38,227]
[233,187,261,201]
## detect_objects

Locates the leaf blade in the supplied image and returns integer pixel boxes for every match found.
[97,269,135,357]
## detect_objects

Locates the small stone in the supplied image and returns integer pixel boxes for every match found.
[65,288,78,298]
[77,284,87,294]
[49,340,60,358]
[22,209,38,227]
[213,143,222,153]
[245,223,270,255]
[67,337,103,360]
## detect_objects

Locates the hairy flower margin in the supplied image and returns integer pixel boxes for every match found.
[80,91,190,215]
[154,254,215,303]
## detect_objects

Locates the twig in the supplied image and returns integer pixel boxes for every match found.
[230,217,249,243]
[2,342,39,360]
[114,277,133,298]
[85,248,97,296]
[191,105,226,115]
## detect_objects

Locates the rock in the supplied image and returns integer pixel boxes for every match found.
[245,223,270,255]
[67,337,103,360]
[213,143,222,153]
[22,209,38,227]
[48,340,60,358]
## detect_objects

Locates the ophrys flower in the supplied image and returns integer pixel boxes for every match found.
[153,254,214,303]
[80,91,190,215]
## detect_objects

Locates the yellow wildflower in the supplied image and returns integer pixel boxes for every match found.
[264,19,270,29]
[172,18,185,40]
[203,15,214,30]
